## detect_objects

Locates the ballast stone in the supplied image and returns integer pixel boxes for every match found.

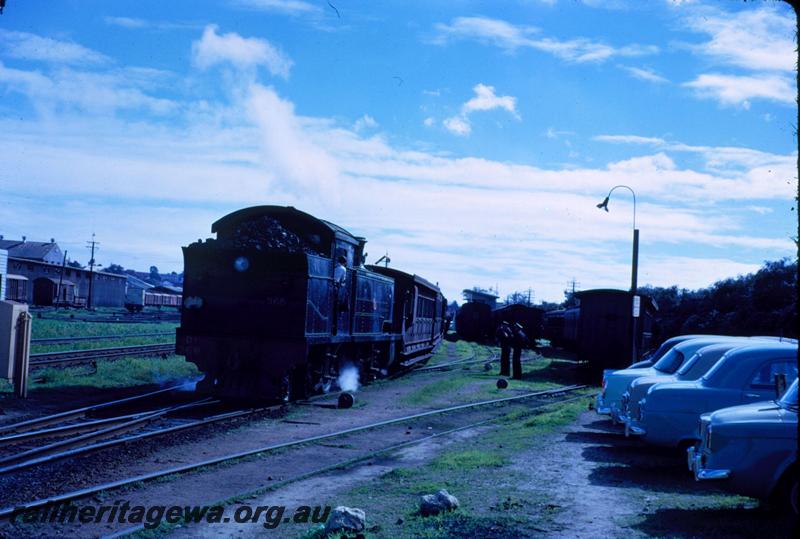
[325,506,366,534]
[420,489,460,516]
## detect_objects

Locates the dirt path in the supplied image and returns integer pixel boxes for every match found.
[512,411,642,537]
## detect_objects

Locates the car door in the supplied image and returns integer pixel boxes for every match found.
[741,359,798,402]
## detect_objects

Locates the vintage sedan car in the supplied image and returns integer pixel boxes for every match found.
[632,342,798,448]
[688,379,797,514]
[627,334,719,369]
[620,341,758,433]
[596,336,746,422]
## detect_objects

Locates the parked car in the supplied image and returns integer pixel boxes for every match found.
[632,342,798,448]
[688,379,797,514]
[628,334,720,369]
[620,341,758,433]
[596,336,746,422]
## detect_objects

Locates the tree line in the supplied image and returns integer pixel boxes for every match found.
[639,258,796,341]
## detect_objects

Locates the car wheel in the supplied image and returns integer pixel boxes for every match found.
[773,465,798,515]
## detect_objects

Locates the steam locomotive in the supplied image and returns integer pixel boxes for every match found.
[176,206,447,400]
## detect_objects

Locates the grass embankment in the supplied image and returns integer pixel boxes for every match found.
[403,340,577,407]
[1,313,195,393]
[29,356,199,389]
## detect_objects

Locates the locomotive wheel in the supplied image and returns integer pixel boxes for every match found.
[290,365,310,400]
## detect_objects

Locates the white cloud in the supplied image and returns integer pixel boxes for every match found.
[444,83,519,136]
[246,84,341,199]
[619,65,669,84]
[683,73,795,108]
[462,83,519,117]
[102,16,202,31]
[423,117,435,127]
[686,7,795,73]
[545,127,574,139]
[0,29,109,65]
[443,115,471,136]
[0,61,176,115]
[231,0,320,14]
[593,134,665,145]
[432,16,658,63]
[192,25,293,78]
[593,133,796,179]
[433,17,539,50]
[639,256,762,292]
[103,16,149,29]
[353,114,378,131]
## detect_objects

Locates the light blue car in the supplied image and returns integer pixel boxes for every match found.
[620,341,750,434]
[596,336,751,422]
[633,342,797,448]
[688,379,797,514]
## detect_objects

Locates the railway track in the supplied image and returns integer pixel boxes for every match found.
[36,314,180,324]
[31,332,174,345]
[0,381,278,475]
[0,384,588,520]
[29,343,177,367]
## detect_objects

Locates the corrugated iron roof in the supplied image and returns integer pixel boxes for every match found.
[0,239,60,261]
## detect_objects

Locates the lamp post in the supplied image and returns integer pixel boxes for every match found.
[597,185,639,363]
[596,185,638,293]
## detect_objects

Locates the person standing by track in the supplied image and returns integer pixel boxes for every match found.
[496,321,513,377]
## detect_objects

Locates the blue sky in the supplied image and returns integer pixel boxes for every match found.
[0,0,796,303]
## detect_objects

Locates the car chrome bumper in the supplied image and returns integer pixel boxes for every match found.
[595,394,611,415]
[624,420,645,437]
[687,447,730,481]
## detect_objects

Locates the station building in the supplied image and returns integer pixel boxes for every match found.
[0,237,125,307]
[461,289,499,309]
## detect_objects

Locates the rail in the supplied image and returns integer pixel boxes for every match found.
[31,332,174,345]
[0,384,588,519]
[29,343,176,367]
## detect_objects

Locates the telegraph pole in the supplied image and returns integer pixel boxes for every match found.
[86,234,99,310]
[56,250,68,309]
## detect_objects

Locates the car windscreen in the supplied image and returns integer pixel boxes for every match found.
[778,380,798,408]
[653,348,684,374]
[648,340,674,362]
[675,352,701,376]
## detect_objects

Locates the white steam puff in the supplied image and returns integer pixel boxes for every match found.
[337,364,360,393]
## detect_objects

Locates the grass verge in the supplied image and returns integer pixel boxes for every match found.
[4,355,200,391]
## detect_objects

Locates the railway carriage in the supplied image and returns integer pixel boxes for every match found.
[176,206,446,401]
[454,301,493,342]
[366,265,447,367]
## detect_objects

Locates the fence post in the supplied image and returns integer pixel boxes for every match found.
[13,311,31,398]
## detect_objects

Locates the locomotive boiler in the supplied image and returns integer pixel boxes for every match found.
[176,206,446,400]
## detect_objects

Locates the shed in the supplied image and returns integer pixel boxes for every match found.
[5,274,27,302]
[573,289,658,380]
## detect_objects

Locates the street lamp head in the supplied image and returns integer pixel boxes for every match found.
[596,196,610,212]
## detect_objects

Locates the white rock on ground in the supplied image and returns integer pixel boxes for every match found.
[325,506,366,534]
[420,489,460,516]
